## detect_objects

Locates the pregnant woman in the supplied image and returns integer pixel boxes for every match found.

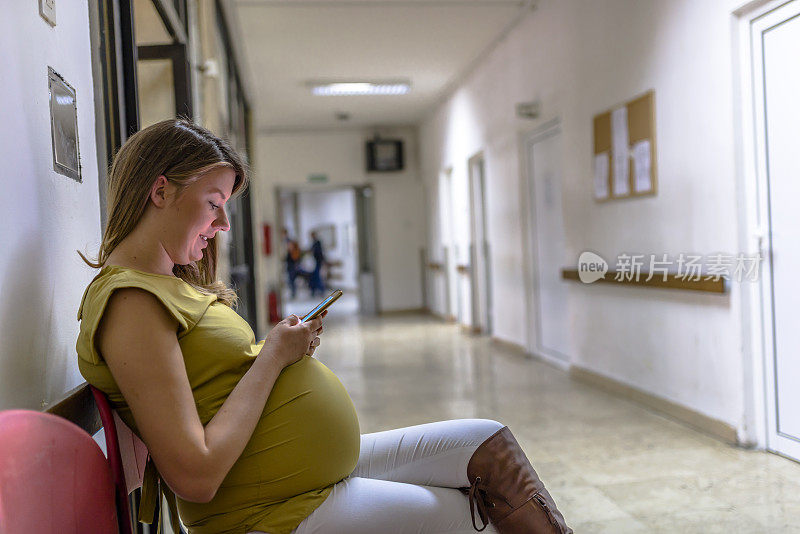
[76,119,571,534]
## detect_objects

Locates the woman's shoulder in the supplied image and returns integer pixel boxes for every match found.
[77,265,218,365]
[77,265,217,335]
[78,265,183,313]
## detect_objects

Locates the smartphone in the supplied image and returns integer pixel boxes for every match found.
[301,290,343,322]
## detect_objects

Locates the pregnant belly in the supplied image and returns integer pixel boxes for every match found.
[194,356,361,515]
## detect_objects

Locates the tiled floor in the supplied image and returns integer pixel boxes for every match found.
[313,312,800,533]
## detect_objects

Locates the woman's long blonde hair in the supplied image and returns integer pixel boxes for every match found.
[78,119,249,308]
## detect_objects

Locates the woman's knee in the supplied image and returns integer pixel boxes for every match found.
[464,418,505,442]
[476,418,504,431]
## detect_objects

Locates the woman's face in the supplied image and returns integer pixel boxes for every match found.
[162,166,235,265]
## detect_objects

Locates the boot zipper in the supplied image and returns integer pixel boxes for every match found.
[533,493,561,532]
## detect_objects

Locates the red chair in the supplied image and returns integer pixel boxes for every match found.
[90,386,149,534]
[0,409,118,533]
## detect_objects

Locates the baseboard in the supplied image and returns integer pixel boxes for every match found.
[490,336,528,356]
[491,339,572,370]
[529,349,571,371]
[378,307,428,316]
[569,366,739,445]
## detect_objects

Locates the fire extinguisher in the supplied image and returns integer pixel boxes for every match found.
[268,288,280,324]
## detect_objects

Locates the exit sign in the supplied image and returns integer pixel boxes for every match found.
[307,173,328,183]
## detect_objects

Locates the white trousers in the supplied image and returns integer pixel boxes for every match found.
[251,418,504,534]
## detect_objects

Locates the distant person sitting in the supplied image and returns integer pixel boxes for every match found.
[308,231,327,297]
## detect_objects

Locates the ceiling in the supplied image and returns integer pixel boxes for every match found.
[227,0,535,133]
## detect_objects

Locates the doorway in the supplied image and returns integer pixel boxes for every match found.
[276,186,375,319]
[748,0,800,461]
[523,120,571,367]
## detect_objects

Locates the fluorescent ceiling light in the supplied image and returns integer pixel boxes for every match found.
[311,82,410,96]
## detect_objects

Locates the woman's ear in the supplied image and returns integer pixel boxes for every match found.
[149,175,172,208]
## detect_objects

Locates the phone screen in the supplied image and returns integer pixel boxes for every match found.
[301,290,343,322]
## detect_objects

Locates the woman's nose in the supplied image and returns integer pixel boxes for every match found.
[215,207,231,232]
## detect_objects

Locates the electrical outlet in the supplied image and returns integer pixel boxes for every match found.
[39,0,56,26]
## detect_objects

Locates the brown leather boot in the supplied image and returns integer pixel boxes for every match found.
[463,426,572,533]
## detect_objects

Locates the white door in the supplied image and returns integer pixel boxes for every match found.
[752,1,800,461]
[355,186,378,314]
[469,155,493,334]
[525,123,571,365]
[438,169,457,320]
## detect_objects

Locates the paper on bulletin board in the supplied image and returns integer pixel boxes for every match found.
[632,139,652,193]
[593,151,609,199]
[611,106,630,196]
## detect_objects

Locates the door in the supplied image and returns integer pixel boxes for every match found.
[524,122,571,365]
[438,169,457,321]
[468,154,493,334]
[752,0,800,461]
[355,186,379,314]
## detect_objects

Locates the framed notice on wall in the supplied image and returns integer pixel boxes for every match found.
[592,90,657,201]
[48,67,81,182]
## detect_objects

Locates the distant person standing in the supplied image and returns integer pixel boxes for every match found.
[285,231,303,299]
[308,231,327,297]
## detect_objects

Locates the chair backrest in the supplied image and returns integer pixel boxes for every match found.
[0,409,118,534]
[90,386,149,534]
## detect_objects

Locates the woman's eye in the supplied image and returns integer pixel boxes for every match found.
[209,201,219,210]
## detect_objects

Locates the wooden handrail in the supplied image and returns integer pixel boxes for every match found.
[561,268,728,293]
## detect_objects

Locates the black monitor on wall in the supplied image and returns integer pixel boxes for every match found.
[366,139,404,172]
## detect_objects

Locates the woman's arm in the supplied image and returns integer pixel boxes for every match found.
[96,287,323,502]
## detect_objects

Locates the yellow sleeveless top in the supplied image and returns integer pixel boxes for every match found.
[76,265,360,534]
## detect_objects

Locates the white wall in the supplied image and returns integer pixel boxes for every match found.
[420,0,752,438]
[254,127,426,319]
[0,2,103,410]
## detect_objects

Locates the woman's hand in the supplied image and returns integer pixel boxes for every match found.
[305,310,327,357]
[261,311,326,369]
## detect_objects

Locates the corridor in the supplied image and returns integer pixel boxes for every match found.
[317,312,800,533]
[7,0,800,531]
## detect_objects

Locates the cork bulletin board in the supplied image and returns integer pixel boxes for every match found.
[592,90,657,201]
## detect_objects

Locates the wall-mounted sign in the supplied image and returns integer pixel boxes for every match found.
[48,67,80,182]
[307,173,328,183]
[592,90,657,201]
